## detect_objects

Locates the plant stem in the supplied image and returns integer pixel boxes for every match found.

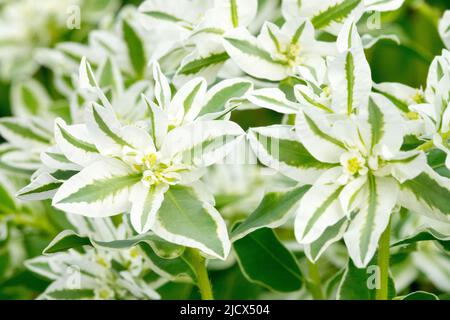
[376,219,391,300]
[188,248,214,300]
[307,259,324,300]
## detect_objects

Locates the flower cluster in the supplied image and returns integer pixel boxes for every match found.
[0,0,449,300]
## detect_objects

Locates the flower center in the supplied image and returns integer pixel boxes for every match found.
[406,111,420,120]
[347,157,363,175]
[412,90,425,104]
[285,43,301,68]
[121,147,189,187]
[340,150,368,179]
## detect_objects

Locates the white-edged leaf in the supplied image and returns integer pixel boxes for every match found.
[43,230,91,255]
[122,19,147,79]
[198,78,253,116]
[11,79,50,117]
[52,158,141,217]
[295,109,347,163]
[54,118,100,167]
[282,0,365,35]
[16,172,63,201]
[304,217,349,262]
[152,185,231,260]
[174,50,229,86]
[223,27,288,81]
[247,125,335,183]
[161,120,245,167]
[85,103,133,155]
[142,94,169,148]
[329,22,372,115]
[169,77,207,124]
[152,61,172,110]
[398,166,450,222]
[247,88,300,114]
[295,180,345,244]
[129,183,169,234]
[0,117,51,148]
[344,175,398,268]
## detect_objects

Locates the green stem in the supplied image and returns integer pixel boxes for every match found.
[307,259,324,300]
[417,139,434,151]
[376,219,391,300]
[188,248,214,300]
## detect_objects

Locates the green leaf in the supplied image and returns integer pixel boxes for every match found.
[391,228,450,252]
[428,149,450,178]
[0,182,16,213]
[398,291,439,300]
[140,243,197,283]
[231,185,310,241]
[46,288,95,300]
[123,20,146,78]
[233,228,303,292]
[43,230,91,255]
[93,233,185,259]
[324,268,345,299]
[337,259,396,300]
[152,185,230,260]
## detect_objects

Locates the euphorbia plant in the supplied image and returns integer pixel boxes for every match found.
[16,56,254,299]
[2,0,450,301]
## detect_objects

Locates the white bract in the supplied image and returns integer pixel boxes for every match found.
[366,44,449,142]
[439,10,450,50]
[223,18,334,81]
[0,0,119,80]
[281,0,404,35]
[247,23,450,268]
[391,214,450,293]
[138,0,258,85]
[17,59,252,260]
[408,50,450,169]
[245,20,371,114]
[26,216,162,300]
[3,0,450,300]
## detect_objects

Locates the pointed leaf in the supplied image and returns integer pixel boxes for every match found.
[52,159,141,217]
[152,185,231,260]
[231,185,310,241]
[233,228,303,292]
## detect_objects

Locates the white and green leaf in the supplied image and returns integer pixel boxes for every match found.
[344,175,398,268]
[247,125,335,183]
[52,158,141,217]
[151,185,231,260]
